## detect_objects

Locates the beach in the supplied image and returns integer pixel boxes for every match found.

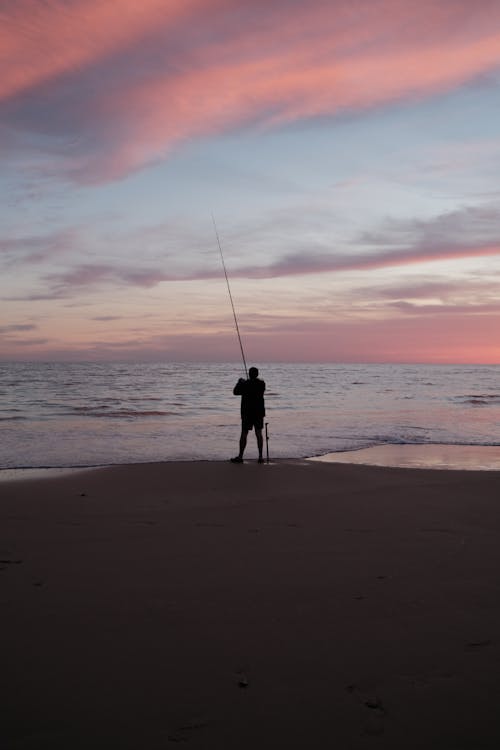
[2,459,500,748]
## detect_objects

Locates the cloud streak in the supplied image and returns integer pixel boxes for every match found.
[0,229,80,266]
[40,239,500,296]
[5,200,497,304]
[242,242,500,280]
[0,324,37,334]
[17,200,494,299]
[2,1,500,182]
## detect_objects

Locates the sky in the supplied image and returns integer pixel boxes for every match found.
[1,0,500,364]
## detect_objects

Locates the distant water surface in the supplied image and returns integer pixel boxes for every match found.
[0,362,499,469]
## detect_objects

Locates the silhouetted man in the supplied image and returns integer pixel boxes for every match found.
[231,366,266,464]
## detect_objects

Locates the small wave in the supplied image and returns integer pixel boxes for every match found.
[72,405,111,412]
[368,439,500,448]
[466,394,497,398]
[101,410,174,418]
[66,408,176,418]
[453,394,500,406]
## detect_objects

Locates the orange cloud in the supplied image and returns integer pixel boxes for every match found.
[2,1,500,181]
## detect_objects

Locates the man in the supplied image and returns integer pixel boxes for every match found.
[231,366,266,464]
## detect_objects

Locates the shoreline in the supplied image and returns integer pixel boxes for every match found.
[2,443,500,481]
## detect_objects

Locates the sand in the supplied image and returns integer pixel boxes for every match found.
[2,458,500,748]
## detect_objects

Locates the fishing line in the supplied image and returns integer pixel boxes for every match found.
[212,214,248,378]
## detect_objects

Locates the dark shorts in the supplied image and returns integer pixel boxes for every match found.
[242,414,264,431]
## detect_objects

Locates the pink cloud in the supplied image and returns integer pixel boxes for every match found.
[0,0,202,101]
[2,1,500,181]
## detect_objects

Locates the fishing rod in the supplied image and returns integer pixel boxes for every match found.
[212,214,248,379]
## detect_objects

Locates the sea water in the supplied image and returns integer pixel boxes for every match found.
[0,362,499,469]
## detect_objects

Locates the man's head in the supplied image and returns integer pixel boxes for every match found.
[249,366,259,379]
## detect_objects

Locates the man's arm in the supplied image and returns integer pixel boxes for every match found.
[233,378,246,395]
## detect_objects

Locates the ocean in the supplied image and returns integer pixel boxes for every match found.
[1,362,500,470]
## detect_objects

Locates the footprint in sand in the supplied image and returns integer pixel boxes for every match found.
[167,719,211,743]
[0,559,22,572]
[465,639,492,651]
[346,684,386,736]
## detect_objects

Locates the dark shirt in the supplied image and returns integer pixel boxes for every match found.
[233,377,266,419]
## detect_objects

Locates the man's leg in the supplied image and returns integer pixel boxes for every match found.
[239,428,249,458]
[255,428,263,461]
[231,426,248,463]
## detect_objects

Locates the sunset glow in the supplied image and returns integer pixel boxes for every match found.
[2,0,500,363]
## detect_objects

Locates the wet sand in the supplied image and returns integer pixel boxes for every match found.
[313,443,500,471]
[2,459,500,748]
